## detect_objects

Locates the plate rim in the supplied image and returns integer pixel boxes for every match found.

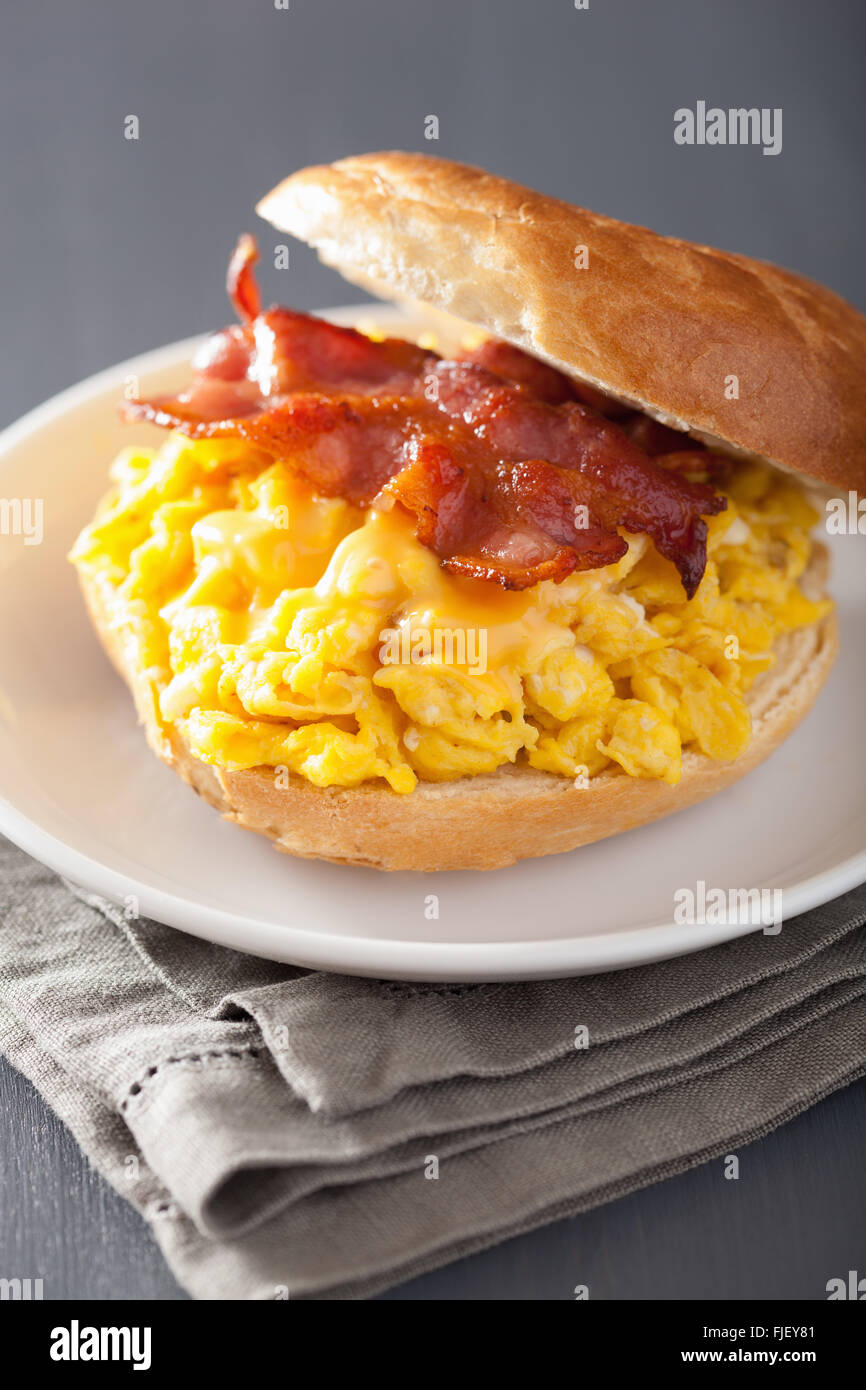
[1,328,864,982]
[1,792,864,980]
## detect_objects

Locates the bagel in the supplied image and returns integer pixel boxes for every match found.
[73,154,857,871]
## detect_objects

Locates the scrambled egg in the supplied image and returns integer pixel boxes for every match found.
[71,434,830,793]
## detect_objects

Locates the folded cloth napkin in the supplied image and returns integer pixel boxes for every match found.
[0,835,864,1300]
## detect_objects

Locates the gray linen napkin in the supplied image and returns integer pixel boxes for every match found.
[0,835,864,1300]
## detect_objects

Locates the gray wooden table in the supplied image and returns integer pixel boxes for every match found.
[2,0,865,1302]
[2,1053,863,1299]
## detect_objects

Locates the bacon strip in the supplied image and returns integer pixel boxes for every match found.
[460,338,631,416]
[124,236,725,594]
[227,233,262,324]
[461,339,579,406]
[425,362,725,597]
[622,414,699,456]
[385,440,628,587]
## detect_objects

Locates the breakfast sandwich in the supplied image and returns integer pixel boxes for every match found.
[71,153,864,870]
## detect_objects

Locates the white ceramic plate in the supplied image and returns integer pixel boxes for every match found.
[1,316,864,980]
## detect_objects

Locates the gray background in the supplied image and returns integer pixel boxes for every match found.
[2,0,865,427]
[1,0,865,1299]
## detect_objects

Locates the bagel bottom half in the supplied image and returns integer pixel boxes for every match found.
[79,546,836,872]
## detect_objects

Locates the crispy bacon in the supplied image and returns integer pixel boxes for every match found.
[460,338,631,417]
[227,233,262,324]
[252,309,431,397]
[124,235,725,595]
[425,362,725,597]
[461,339,578,406]
[219,395,411,505]
[622,414,698,456]
[385,440,628,587]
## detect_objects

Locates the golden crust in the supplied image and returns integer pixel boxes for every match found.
[257,152,866,494]
[78,548,837,873]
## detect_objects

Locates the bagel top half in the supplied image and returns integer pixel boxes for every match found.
[258,151,866,491]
